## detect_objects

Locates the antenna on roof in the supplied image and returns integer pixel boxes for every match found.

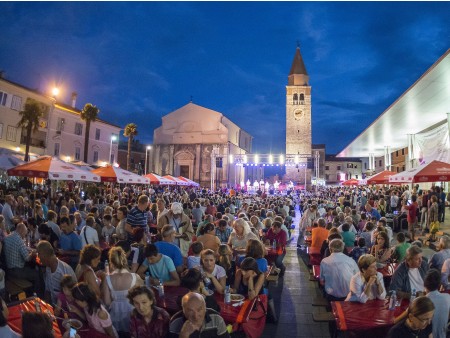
[190,95,193,103]
[296,40,300,48]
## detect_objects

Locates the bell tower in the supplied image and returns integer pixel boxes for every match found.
[285,45,312,185]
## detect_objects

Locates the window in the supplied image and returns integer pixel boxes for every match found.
[402,149,405,155]
[95,128,100,140]
[293,93,298,104]
[379,160,382,167]
[56,118,65,132]
[10,95,22,111]
[75,147,81,160]
[325,174,329,180]
[355,175,358,179]
[93,151,98,162]
[355,165,357,169]
[75,123,83,136]
[337,165,341,170]
[402,166,405,171]
[0,123,3,139]
[299,93,305,104]
[0,91,7,106]
[6,126,16,141]
[397,167,400,173]
[336,174,340,181]
[396,150,398,157]
[325,165,329,170]
[54,143,60,156]
[347,163,353,168]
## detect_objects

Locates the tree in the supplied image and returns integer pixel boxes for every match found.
[80,103,100,163]
[124,123,138,171]
[17,98,48,162]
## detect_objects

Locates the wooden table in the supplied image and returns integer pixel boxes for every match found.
[7,296,62,338]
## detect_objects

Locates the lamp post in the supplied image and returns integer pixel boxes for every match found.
[109,135,117,164]
[145,145,152,175]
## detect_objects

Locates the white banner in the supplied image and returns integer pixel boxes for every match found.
[414,122,450,164]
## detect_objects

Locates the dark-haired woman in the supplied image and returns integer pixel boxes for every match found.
[127,285,170,338]
[72,282,118,337]
[196,222,221,254]
[233,257,265,300]
[75,244,102,297]
[387,296,434,338]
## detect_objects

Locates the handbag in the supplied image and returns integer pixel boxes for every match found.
[430,221,440,233]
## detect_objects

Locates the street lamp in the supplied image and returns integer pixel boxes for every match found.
[145,145,152,175]
[109,135,117,164]
[52,87,60,98]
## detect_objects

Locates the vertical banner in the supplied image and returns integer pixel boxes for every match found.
[414,122,450,164]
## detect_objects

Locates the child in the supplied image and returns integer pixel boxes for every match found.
[101,214,115,240]
[392,232,411,262]
[187,241,203,269]
[55,274,84,322]
[350,237,369,263]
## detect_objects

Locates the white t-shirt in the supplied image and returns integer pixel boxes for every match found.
[408,268,424,292]
[81,226,99,247]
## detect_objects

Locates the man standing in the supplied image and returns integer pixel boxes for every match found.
[158,202,194,257]
[156,198,169,231]
[126,195,149,242]
[2,195,16,231]
[46,210,62,239]
[320,239,359,301]
[36,240,76,304]
[58,216,82,268]
[80,216,100,247]
[169,292,230,338]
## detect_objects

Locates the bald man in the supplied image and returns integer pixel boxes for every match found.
[169,292,229,338]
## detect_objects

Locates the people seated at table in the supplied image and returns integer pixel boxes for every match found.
[37,223,58,249]
[114,240,141,273]
[0,298,20,338]
[169,291,230,338]
[200,249,226,294]
[350,237,369,263]
[36,240,76,305]
[137,243,180,286]
[320,238,359,301]
[341,223,356,250]
[58,216,82,268]
[428,235,450,271]
[101,246,143,335]
[217,244,236,286]
[390,245,429,300]
[320,229,342,259]
[233,257,265,301]
[155,225,185,274]
[3,222,43,294]
[388,296,434,338]
[72,282,118,338]
[364,203,381,221]
[181,268,221,312]
[101,214,115,242]
[441,257,450,290]
[127,285,170,338]
[345,254,386,303]
[423,269,450,338]
[197,222,221,254]
[370,231,392,264]
[75,244,103,297]
[392,232,410,263]
[263,220,287,276]
[22,311,54,338]
[54,274,84,322]
[311,218,328,249]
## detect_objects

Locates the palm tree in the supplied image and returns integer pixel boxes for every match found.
[123,123,138,171]
[80,103,100,163]
[17,98,48,161]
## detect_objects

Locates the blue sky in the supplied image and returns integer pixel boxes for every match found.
[0,2,449,155]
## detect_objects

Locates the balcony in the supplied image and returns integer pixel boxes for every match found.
[20,135,46,149]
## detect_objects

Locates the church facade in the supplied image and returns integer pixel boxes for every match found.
[151,102,252,188]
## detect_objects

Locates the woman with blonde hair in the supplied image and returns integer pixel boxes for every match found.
[101,246,143,335]
[228,218,259,251]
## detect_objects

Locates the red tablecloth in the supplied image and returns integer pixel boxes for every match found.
[331,299,408,338]
[7,297,62,338]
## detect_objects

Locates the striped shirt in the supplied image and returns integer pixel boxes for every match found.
[126,206,148,240]
[169,308,229,338]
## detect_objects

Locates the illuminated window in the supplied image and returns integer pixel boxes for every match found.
[11,95,22,111]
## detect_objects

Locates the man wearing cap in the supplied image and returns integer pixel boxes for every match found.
[158,202,194,257]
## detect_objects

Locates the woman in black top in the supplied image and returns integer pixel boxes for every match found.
[387,296,434,338]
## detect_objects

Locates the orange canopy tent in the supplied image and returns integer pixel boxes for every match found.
[91,165,150,184]
[366,170,398,184]
[389,160,450,183]
[341,178,360,186]
[143,173,176,185]
[178,176,200,187]
[163,175,190,186]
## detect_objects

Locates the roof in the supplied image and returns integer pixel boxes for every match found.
[325,155,361,162]
[289,47,308,76]
[55,102,121,129]
[337,48,450,158]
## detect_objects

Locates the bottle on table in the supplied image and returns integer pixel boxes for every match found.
[158,279,165,297]
[389,291,396,310]
[272,239,277,250]
[104,260,110,275]
[410,288,416,303]
[105,234,110,245]
[145,272,150,287]
[224,285,231,304]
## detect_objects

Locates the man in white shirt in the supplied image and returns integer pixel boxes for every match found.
[320,239,359,301]
[80,216,99,248]
[46,210,62,239]
[2,195,15,231]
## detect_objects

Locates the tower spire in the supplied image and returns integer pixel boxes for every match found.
[288,45,309,85]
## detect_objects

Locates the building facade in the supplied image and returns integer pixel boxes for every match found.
[324,155,362,184]
[151,102,251,188]
[285,46,312,185]
[0,77,121,165]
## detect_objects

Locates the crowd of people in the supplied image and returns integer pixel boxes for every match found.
[0,183,297,337]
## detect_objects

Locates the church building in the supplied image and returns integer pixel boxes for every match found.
[151,102,252,188]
